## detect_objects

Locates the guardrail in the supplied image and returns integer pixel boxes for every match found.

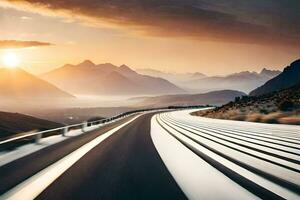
[0,105,207,150]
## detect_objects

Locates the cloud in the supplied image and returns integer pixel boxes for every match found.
[20,16,32,20]
[2,0,300,46]
[0,40,53,49]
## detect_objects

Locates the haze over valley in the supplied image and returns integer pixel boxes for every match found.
[0,58,294,125]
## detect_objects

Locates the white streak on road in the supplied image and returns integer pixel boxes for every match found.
[151,116,258,200]
[151,109,300,200]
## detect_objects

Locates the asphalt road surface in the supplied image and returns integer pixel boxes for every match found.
[0,113,186,200]
[1,109,300,200]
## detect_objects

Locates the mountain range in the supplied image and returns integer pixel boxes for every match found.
[138,68,281,93]
[250,59,300,96]
[0,60,287,101]
[42,60,185,95]
[0,68,73,99]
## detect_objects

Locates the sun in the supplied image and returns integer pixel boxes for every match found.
[2,52,20,68]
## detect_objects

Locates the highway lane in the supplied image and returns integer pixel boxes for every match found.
[153,110,300,200]
[0,115,139,195]
[0,113,186,200]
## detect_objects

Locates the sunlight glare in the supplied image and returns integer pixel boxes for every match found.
[2,52,20,68]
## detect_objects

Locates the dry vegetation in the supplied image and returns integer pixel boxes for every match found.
[193,84,300,125]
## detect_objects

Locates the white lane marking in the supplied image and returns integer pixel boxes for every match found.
[161,115,300,185]
[157,112,300,200]
[161,115,300,171]
[164,113,300,151]
[187,111,300,137]
[150,116,258,200]
[172,109,300,137]
[1,115,141,200]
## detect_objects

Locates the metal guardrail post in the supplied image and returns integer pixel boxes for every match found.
[82,122,88,132]
[35,133,42,144]
[62,127,68,136]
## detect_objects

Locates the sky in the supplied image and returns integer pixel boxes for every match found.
[0,0,299,75]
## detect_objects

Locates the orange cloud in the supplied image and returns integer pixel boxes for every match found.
[3,0,300,47]
[0,40,53,49]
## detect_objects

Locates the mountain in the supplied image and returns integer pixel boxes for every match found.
[250,59,300,96]
[260,68,281,78]
[184,69,281,93]
[132,90,246,107]
[0,67,74,99]
[136,68,206,86]
[42,60,185,95]
[0,111,63,140]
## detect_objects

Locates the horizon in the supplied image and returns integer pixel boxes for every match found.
[0,58,292,77]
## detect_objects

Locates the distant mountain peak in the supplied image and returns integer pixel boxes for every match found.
[260,68,281,76]
[193,72,206,77]
[119,64,132,71]
[62,64,74,68]
[96,63,117,69]
[118,64,137,75]
[120,64,130,68]
[77,60,95,67]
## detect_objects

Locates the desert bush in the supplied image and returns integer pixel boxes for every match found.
[278,116,300,125]
[259,109,268,114]
[246,113,262,122]
[260,112,284,124]
[229,114,246,121]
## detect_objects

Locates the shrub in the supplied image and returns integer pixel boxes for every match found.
[234,96,241,102]
[278,100,295,111]
[259,109,268,114]
[246,113,262,122]
[278,116,300,125]
[261,112,283,124]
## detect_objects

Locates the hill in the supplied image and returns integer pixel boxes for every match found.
[132,90,246,107]
[0,111,63,140]
[250,59,300,96]
[42,60,185,95]
[194,84,300,125]
[0,67,74,99]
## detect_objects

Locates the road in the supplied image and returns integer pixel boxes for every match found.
[153,110,300,200]
[0,113,185,200]
[0,109,299,200]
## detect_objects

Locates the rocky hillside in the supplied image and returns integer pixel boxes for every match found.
[194,84,300,125]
